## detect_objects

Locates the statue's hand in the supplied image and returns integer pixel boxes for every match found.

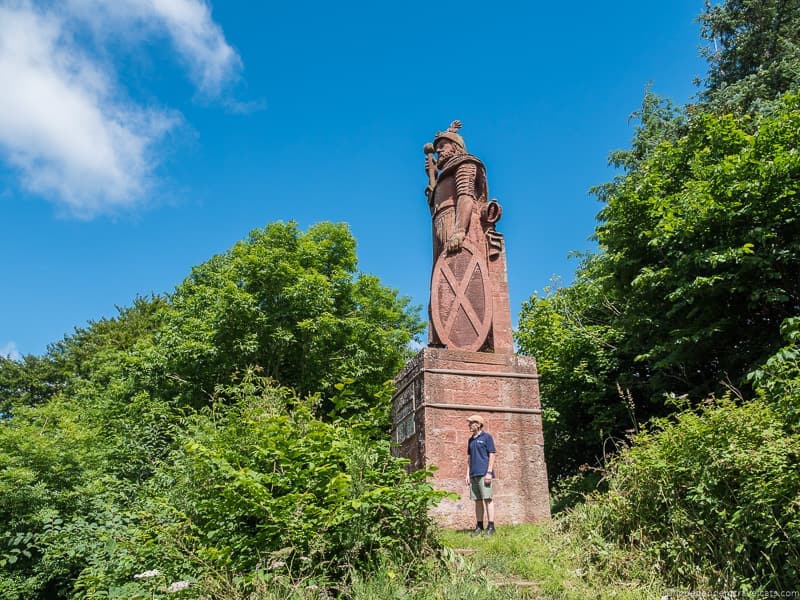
[447,231,465,253]
[424,153,435,172]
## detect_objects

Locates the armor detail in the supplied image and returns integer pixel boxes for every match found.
[455,162,478,198]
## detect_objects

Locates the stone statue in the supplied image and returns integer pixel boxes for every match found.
[424,121,512,353]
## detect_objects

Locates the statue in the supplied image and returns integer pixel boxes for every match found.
[424,121,512,353]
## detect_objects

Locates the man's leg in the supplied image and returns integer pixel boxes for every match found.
[485,499,494,523]
[485,499,496,534]
[470,498,485,537]
[474,499,484,526]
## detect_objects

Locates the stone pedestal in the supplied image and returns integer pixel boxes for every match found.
[391,348,550,529]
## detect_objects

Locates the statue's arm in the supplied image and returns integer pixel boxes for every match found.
[424,148,437,206]
[448,161,478,251]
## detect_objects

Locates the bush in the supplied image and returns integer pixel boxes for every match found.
[566,397,800,590]
[70,376,447,597]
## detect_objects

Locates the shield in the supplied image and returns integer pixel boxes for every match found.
[430,241,492,351]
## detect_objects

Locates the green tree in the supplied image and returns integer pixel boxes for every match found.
[517,266,632,482]
[0,221,433,598]
[519,0,800,484]
[699,0,800,114]
[0,354,65,413]
[87,376,446,597]
[567,395,800,589]
[595,92,800,400]
[156,221,423,420]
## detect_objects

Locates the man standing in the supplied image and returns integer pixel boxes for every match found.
[466,414,496,536]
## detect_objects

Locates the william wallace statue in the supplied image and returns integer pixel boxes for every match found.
[424,121,513,354]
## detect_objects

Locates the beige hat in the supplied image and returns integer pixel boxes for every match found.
[466,414,484,425]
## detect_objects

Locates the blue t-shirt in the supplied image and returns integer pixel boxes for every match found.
[467,431,496,477]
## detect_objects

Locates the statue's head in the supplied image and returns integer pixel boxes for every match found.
[433,120,466,166]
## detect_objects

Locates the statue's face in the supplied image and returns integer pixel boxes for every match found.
[435,139,460,166]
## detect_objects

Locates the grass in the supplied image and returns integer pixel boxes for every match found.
[193,522,664,598]
[437,522,664,599]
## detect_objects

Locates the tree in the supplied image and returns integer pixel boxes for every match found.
[517,266,632,481]
[519,0,800,483]
[0,354,65,413]
[155,221,423,419]
[595,92,800,400]
[0,221,434,598]
[699,0,800,114]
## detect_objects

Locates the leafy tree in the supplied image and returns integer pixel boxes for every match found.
[519,0,800,485]
[46,295,168,383]
[517,267,631,481]
[748,316,800,429]
[0,295,167,418]
[699,0,800,114]
[0,354,65,413]
[100,376,446,596]
[527,92,800,485]
[0,221,434,598]
[596,92,800,399]
[156,221,423,420]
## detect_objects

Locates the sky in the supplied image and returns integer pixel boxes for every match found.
[0,0,710,359]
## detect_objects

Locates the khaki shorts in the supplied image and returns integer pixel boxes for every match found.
[469,475,494,500]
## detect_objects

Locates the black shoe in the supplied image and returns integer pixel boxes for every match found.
[484,526,496,536]
[470,527,483,538]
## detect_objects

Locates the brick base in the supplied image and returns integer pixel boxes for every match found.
[392,348,550,529]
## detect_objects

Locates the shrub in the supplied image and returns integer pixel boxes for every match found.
[566,397,800,590]
[82,377,448,597]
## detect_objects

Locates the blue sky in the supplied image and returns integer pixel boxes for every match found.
[1,0,708,359]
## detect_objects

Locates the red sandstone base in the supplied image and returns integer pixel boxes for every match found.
[391,348,550,529]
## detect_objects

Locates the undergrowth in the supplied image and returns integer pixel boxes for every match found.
[439,523,662,599]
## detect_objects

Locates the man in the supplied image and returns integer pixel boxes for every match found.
[465,414,496,536]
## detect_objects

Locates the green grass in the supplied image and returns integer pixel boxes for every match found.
[192,522,664,598]
[438,522,664,599]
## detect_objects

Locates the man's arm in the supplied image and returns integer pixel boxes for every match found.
[485,451,496,482]
[485,433,497,481]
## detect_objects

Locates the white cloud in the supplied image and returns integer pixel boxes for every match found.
[0,0,242,217]
[146,0,242,96]
[0,342,22,361]
[67,0,242,97]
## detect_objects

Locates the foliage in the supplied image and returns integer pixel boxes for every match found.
[516,270,633,482]
[518,4,800,586]
[0,385,177,598]
[565,395,800,590]
[156,221,423,420]
[603,88,688,175]
[699,0,800,114]
[47,295,168,383]
[0,354,65,412]
[749,316,800,428]
[596,91,800,398]
[0,221,433,598]
[158,377,443,586]
[520,91,800,483]
[516,2,800,521]
[65,376,446,598]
